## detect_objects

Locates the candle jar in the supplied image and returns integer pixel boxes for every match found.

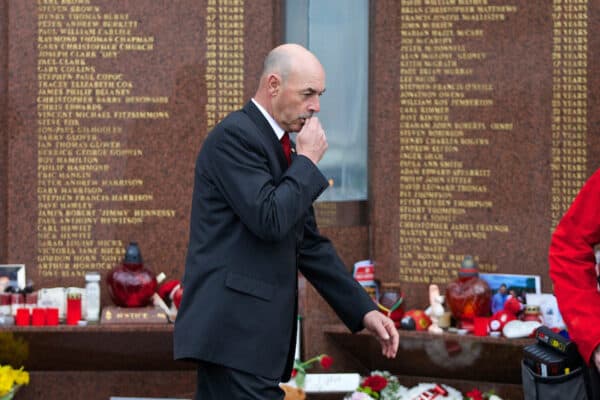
[10,293,24,317]
[15,308,30,326]
[31,308,46,326]
[445,255,492,332]
[107,242,157,307]
[0,293,11,316]
[66,293,82,325]
[25,292,38,311]
[523,305,544,324]
[46,308,59,325]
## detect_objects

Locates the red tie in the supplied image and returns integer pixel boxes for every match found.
[281,132,291,166]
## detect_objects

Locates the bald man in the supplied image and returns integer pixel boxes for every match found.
[174,44,398,399]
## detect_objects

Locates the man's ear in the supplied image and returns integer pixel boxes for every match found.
[267,74,281,97]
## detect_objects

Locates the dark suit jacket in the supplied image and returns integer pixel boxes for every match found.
[173,101,376,380]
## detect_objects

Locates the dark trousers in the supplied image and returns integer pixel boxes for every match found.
[587,364,600,400]
[196,361,285,400]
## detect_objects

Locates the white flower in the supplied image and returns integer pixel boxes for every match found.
[488,395,503,400]
[345,392,375,400]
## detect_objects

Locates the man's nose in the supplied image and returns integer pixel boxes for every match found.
[308,97,320,113]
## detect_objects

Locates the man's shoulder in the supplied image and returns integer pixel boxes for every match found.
[202,110,249,144]
[210,106,259,137]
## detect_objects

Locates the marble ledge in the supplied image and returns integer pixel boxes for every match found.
[0,323,192,371]
[323,323,533,384]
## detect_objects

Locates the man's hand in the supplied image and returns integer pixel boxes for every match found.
[593,345,600,372]
[363,310,399,359]
[296,117,328,164]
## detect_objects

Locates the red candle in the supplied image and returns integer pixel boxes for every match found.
[15,308,30,326]
[46,308,59,325]
[474,316,490,336]
[10,293,24,317]
[67,293,82,325]
[31,308,46,326]
[0,293,11,316]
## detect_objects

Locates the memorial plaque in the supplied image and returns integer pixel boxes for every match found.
[371,0,600,307]
[1,0,278,294]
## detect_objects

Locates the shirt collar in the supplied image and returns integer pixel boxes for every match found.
[251,98,285,140]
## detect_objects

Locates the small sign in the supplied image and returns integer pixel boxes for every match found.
[284,373,361,392]
[353,260,375,282]
[101,305,168,324]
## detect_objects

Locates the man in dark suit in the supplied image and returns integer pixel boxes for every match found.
[174,43,399,400]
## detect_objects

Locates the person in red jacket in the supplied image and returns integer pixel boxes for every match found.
[549,168,600,394]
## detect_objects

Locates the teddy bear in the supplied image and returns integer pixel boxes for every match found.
[280,384,306,400]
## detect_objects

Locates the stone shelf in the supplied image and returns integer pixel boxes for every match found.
[0,324,192,371]
[324,323,533,399]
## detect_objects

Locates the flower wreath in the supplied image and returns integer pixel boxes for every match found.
[344,370,407,400]
[344,370,504,400]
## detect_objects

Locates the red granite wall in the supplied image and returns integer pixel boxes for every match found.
[2,1,600,398]
[0,0,8,263]
[3,0,280,298]
[371,0,600,309]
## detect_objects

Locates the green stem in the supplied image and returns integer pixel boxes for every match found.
[298,355,322,368]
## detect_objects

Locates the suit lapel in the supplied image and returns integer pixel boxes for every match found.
[242,101,288,171]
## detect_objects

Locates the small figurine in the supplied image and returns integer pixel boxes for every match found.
[281,384,306,400]
[489,293,523,336]
[425,284,445,334]
[488,309,516,336]
[400,309,431,331]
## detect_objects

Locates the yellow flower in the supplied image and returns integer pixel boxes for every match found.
[0,374,13,396]
[14,368,29,386]
[0,364,29,396]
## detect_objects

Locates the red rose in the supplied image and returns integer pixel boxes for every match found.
[466,388,484,400]
[320,355,333,369]
[291,369,297,378]
[363,375,388,392]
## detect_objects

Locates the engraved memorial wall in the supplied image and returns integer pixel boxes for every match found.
[1,0,278,298]
[1,0,599,397]
[370,0,600,306]
[0,1,279,397]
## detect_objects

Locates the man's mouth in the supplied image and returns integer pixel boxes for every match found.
[298,113,313,125]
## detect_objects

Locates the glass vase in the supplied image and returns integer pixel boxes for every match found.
[0,387,16,400]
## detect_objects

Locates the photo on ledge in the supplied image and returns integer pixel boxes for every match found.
[479,272,541,297]
[0,264,26,291]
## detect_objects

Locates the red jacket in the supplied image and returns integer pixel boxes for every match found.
[549,168,600,364]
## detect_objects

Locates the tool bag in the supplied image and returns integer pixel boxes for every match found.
[522,359,589,400]
[521,326,593,400]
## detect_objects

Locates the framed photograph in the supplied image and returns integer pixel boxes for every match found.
[479,272,541,297]
[0,264,26,291]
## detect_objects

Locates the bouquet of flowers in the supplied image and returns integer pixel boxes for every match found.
[464,388,503,400]
[0,364,29,400]
[344,370,504,400]
[344,370,407,400]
